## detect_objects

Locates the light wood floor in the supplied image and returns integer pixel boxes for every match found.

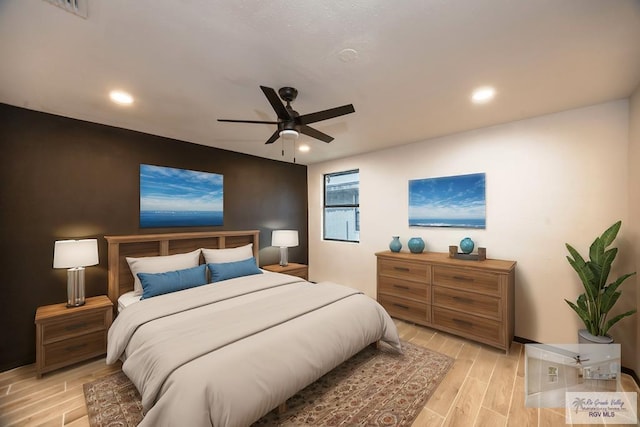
[0,320,638,426]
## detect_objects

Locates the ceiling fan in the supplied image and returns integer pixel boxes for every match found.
[218,86,355,145]
[572,354,590,366]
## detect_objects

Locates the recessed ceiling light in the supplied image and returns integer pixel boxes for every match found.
[471,86,496,104]
[298,144,310,152]
[109,90,134,105]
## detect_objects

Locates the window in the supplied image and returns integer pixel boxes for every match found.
[323,169,359,242]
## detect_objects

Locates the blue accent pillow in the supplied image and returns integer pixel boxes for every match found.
[138,264,207,300]
[207,257,262,282]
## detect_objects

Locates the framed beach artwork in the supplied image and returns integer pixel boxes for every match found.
[139,164,223,227]
[409,172,486,229]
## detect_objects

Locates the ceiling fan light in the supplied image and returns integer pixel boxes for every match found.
[279,129,299,141]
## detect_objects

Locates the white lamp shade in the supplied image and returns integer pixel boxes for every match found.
[271,230,299,248]
[279,129,299,141]
[53,239,99,268]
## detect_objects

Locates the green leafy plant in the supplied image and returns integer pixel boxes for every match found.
[564,220,637,337]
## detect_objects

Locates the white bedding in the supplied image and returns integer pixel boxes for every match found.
[107,271,401,427]
[117,291,141,312]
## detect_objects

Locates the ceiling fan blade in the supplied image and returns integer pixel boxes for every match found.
[218,119,279,124]
[260,86,291,120]
[264,130,280,144]
[298,104,355,125]
[299,125,334,143]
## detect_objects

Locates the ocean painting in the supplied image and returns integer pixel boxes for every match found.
[140,164,223,227]
[409,173,486,228]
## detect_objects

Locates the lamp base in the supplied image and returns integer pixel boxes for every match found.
[279,247,289,267]
[66,302,86,308]
[66,267,86,308]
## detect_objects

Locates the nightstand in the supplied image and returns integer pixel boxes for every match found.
[35,295,113,378]
[262,263,308,280]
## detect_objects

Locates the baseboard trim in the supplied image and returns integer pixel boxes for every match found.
[513,336,639,388]
[513,336,538,345]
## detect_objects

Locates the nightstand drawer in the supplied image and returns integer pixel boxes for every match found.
[41,331,107,372]
[379,276,429,303]
[433,266,500,296]
[41,311,107,344]
[432,286,501,320]
[432,307,502,346]
[378,259,429,282]
[378,294,430,324]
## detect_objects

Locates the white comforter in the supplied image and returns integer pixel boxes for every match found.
[106,272,401,427]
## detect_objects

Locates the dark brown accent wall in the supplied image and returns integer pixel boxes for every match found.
[0,103,308,371]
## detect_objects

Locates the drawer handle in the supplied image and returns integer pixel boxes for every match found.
[392,303,410,310]
[65,343,88,352]
[453,296,473,304]
[393,284,410,290]
[452,275,474,282]
[65,322,88,331]
[452,318,473,327]
[393,266,410,272]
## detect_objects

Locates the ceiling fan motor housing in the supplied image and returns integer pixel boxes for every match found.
[279,121,298,132]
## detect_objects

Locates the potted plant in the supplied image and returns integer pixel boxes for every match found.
[564,220,637,344]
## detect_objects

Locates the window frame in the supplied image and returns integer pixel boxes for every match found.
[323,169,360,243]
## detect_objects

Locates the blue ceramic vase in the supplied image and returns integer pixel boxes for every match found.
[407,237,425,254]
[389,236,402,252]
[460,237,474,254]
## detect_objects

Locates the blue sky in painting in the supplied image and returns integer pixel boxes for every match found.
[140,164,223,212]
[409,173,485,220]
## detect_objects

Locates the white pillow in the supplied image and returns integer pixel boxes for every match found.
[126,249,201,296]
[201,243,253,264]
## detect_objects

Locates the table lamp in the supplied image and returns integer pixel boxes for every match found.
[271,230,298,266]
[53,239,99,307]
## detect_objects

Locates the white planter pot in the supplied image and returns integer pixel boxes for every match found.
[578,329,614,344]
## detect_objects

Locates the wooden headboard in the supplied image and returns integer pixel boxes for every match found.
[104,230,260,311]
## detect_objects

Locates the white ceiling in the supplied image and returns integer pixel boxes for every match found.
[1,0,640,165]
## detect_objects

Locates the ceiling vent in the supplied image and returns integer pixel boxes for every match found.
[43,0,88,18]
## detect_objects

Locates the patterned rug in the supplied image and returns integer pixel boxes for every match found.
[83,341,453,426]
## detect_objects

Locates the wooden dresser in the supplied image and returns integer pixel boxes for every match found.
[35,295,113,377]
[376,251,516,352]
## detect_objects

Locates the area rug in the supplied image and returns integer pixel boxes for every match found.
[83,341,453,426]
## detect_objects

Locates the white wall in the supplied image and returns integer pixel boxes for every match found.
[309,100,638,368]
[629,85,640,375]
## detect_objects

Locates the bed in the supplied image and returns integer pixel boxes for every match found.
[104,231,401,427]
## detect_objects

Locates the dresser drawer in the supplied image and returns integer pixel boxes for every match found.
[378,276,429,303]
[378,294,430,324]
[432,307,502,346]
[432,286,501,320]
[378,259,429,282]
[433,266,500,296]
[41,331,107,371]
[41,310,108,344]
